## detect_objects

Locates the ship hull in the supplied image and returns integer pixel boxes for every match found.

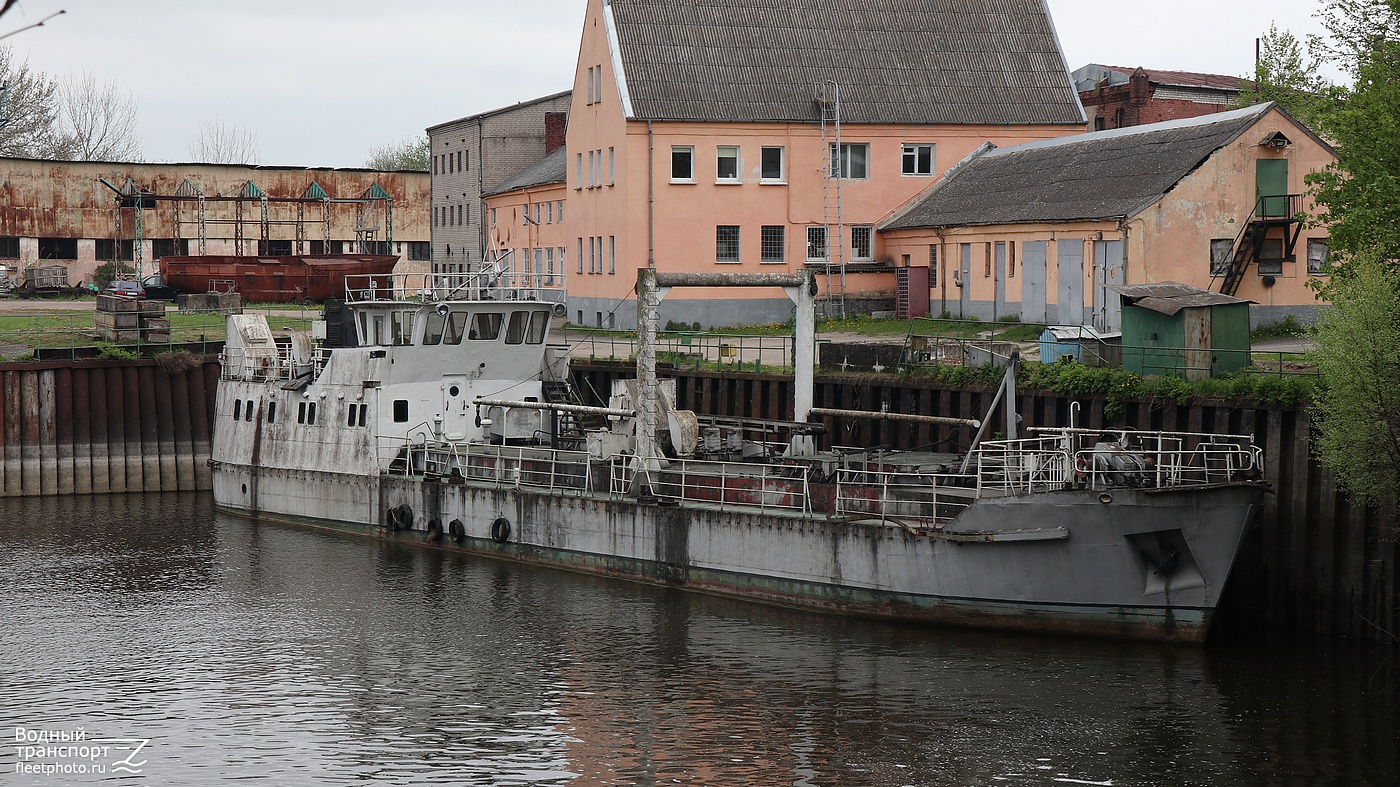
[213,464,1259,643]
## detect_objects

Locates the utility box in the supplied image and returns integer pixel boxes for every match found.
[1039,326,1121,367]
[1109,282,1252,381]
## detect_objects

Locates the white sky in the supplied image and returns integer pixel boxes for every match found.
[4,0,1334,168]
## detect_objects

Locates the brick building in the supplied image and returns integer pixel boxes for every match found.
[1074,64,1250,131]
[426,92,571,280]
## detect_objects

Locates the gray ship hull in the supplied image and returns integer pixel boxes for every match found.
[214,465,1259,643]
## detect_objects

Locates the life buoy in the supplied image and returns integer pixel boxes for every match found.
[449,519,465,543]
[426,518,443,543]
[490,517,511,544]
[1074,456,1091,482]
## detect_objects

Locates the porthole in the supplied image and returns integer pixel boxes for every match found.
[449,385,460,397]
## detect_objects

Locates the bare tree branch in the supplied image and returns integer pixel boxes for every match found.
[187,118,260,165]
[0,44,67,158]
[57,69,141,161]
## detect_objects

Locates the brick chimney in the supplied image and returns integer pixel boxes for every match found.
[545,112,567,154]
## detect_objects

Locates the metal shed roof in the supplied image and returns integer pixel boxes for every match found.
[1108,282,1252,316]
[485,146,569,196]
[607,0,1084,126]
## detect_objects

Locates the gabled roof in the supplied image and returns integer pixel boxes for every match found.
[881,103,1275,230]
[606,0,1084,126]
[485,146,569,197]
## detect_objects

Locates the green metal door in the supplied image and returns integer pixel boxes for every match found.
[1256,159,1288,218]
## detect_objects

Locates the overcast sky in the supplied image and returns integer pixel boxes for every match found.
[5,0,1334,168]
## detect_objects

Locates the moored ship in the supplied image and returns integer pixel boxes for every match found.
[210,267,1264,642]
[161,254,399,303]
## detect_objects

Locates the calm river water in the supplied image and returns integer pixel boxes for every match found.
[1,493,1396,785]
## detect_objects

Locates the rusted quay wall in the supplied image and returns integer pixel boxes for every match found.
[573,361,1398,643]
[0,358,218,496]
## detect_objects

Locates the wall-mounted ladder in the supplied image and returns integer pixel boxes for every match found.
[817,80,845,319]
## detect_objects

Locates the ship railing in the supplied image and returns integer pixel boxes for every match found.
[218,345,302,382]
[613,458,812,513]
[1002,428,1262,490]
[344,272,567,304]
[383,439,593,494]
[834,468,973,524]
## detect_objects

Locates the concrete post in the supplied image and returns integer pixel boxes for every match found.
[785,271,816,455]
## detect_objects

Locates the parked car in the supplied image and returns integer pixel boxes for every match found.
[103,280,145,298]
[139,273,179,301]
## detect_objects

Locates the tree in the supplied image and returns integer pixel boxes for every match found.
[1233,23,1333,131]
[0,44,66,158]
[1308,249,1400,510]
[56,70,141,161]
[187,118,260,165]
[1304,2,1400,260]
[365,135,429,171]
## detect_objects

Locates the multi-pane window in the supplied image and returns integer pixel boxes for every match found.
[929,244,938,287]
[671,146,695,182]
[576,153,584,189]
[760,146,785,182]
[807,226,828,261]
[716,145,739,181]
[556,201,564,222]
[850,226,873,261]
[608,236,616,274]
[761,226,785,263]
[716,226,740,263]
[902,144,935,176]
[608,147,615,185]
[577,238,584,274]
[829,142,869,179]
[1307,238,1330,275]
[1209,238,1234,277]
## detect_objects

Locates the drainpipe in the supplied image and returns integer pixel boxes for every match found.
[647,120,655,269]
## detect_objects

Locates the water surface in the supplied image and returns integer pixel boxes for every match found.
[1,493,1395,785]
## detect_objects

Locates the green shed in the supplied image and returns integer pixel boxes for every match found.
[1109,282,1252,381]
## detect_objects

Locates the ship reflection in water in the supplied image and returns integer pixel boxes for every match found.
[0,493,1395,786]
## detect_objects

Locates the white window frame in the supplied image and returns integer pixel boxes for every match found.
[576,153,583,189]
[1308,238,1330,276]
[671,146,695,183]
[608,235,616,274]
[830,142,870,180]
[902,143,935,176]
[760,146,786,184]
[806,226,828,262]
[607,147,615,185]
[716,145,740,183]
[850,226,874,261]
[577,238,584,274]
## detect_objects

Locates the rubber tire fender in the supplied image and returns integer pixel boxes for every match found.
[448,519,466,543]
[426,518,443,543]
[490,517,511,544]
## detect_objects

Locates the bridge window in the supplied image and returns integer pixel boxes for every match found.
[392,312,415,346]
[528,310,549,344]
[469,312,502,340]
[233,400,242,420]
[393,399,408,422]
[505,311,528,344]
[267,401,276,423]
[246,400,254,421]
[422,310,445,345]
[443,311,468,345]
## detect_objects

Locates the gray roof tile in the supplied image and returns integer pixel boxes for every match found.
[609,0,1084,125]
[882,104,1272,229]
[485,146,569,196]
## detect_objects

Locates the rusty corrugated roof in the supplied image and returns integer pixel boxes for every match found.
[608,0,1084,125]
[1108,281,1251,315]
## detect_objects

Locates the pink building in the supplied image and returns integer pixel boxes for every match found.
[879,103,1335,329]
[540,0,1086,328]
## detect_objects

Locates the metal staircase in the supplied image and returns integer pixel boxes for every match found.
[817,80,845,319]
[542,379,588,450]
[1216,194,1304,296]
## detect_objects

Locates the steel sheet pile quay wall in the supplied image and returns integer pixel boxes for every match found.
[0,358,217,495]
[570,360,1399,643]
